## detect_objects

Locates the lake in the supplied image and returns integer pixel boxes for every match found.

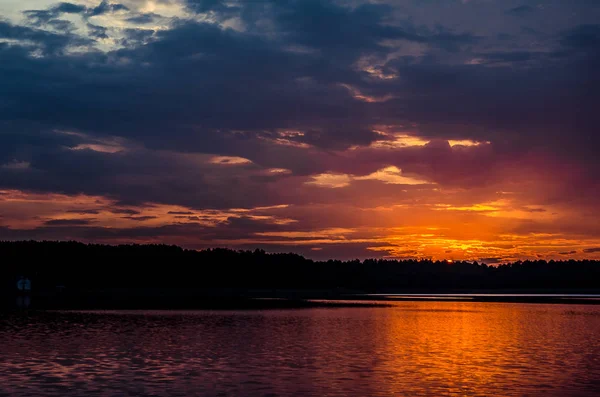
[1,302,599,396]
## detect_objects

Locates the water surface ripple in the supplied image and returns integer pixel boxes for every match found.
[1,302,599,396]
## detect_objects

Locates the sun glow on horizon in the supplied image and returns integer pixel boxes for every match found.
[1,187,599,262]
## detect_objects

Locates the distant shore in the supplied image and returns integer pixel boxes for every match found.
[4,288,600,310]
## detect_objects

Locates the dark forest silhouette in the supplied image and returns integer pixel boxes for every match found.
[2,241,599,293]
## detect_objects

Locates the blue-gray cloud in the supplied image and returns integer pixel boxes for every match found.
[126,13,159,24]
[0,20,90,53]
[506,5,535,16]
[0,0,598,213]
[561,24,600,50]
[24,2,88,26]
[24,1,129,25]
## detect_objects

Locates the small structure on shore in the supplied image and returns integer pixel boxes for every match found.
[16,276,31,293]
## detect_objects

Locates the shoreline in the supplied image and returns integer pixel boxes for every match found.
[4,289,600,310]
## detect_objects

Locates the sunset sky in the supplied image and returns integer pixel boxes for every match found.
[1,0,599,262]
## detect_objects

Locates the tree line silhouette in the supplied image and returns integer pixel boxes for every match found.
[1,241,599,293]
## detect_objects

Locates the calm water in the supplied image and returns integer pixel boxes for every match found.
[1,302,599,396]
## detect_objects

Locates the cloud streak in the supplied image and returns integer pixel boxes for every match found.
[0,0,598,260]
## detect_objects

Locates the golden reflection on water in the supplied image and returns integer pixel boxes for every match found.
[1,303,599,396]
[374,302,600,396]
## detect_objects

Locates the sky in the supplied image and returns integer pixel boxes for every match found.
[0,0,599,263]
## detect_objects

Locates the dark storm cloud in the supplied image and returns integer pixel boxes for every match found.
[123,216,158,221]
[269,1,421,56]
[110,208,141,215]
[0,138,290,209]
[0,21,89,53]
[85,215,289,241]
[426,29,479,52]
[87,23,108,39]
[478,257,502,264]
[474,51,550,64]
[120,28,156,46]
[185,0,240,16]
[54,2,88,14]
[67,209,101,215]
[0,0,598,225]
[561,24,600,50]
[46,19,76,32]
[24,3,87,25]
[24,1,129,33]
[506,5,535,16]
[89,1,129,17]
[44,218,95,226]
[559,251,577,255]
[4,0,590,160]
[373,46,600,171]
[126,13,160,24]
[523,207,546,213]
[0,126,77,150]
[0,15,378,152]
